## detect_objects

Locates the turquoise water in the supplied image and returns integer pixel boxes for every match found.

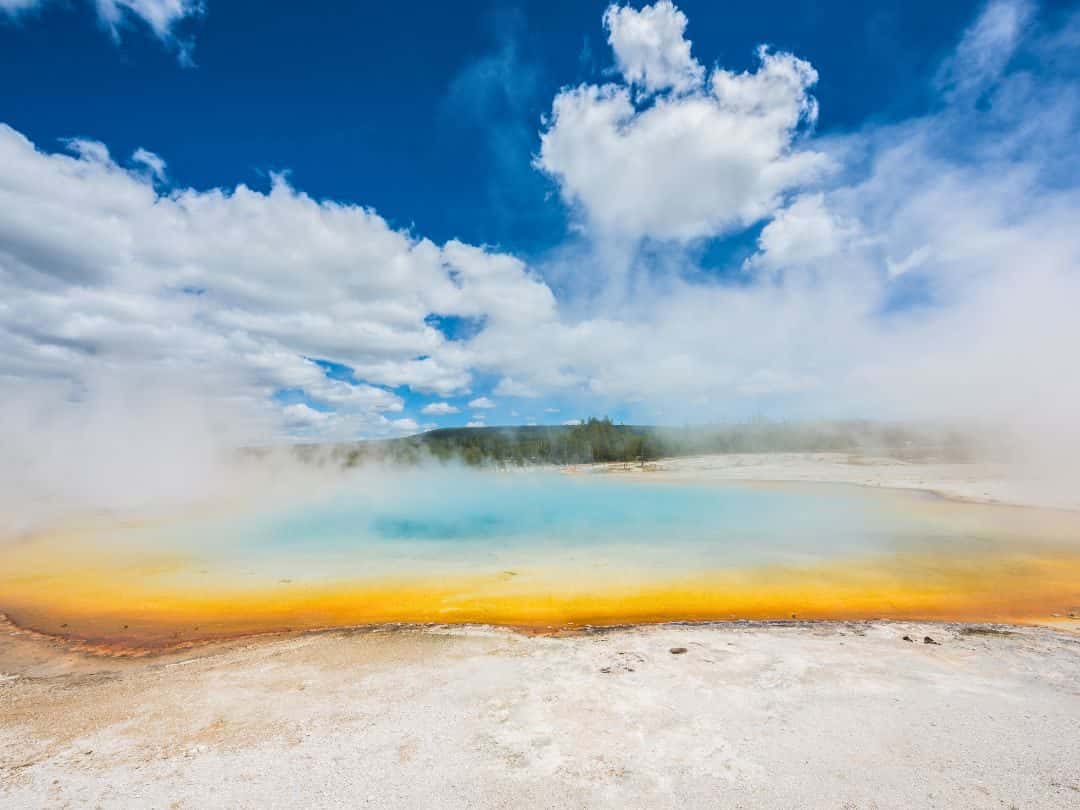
[12,469,1080,637]
[127,472,961,583]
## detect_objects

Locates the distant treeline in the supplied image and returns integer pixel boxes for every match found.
[274,417,981,469]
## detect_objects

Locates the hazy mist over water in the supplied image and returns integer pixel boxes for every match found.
[4,464,1080,643]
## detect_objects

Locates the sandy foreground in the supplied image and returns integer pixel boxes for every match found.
[1,621,1078,809]
[3,454,1080,808]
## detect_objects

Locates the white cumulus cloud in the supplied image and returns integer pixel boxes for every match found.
[538,9,825,243]
[0,124,550,440]
[603,1,703,95]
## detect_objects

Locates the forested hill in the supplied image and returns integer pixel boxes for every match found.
[274,418,981,468]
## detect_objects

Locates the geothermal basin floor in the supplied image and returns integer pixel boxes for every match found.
[2,620,1079,809]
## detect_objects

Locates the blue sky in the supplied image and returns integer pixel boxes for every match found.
[2,0,1080,440]
[3,0,990,253]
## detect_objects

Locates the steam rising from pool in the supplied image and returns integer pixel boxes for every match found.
[4,467,1080,645]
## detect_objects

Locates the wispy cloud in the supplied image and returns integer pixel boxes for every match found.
[131,147,167,182]
[0,0,42,14]
[1,0,203,64]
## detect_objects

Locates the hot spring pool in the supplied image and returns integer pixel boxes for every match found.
[4,471,1080,645]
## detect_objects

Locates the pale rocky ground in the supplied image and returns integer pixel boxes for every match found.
[2,621,1079,809]
[594,452,1080,511]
